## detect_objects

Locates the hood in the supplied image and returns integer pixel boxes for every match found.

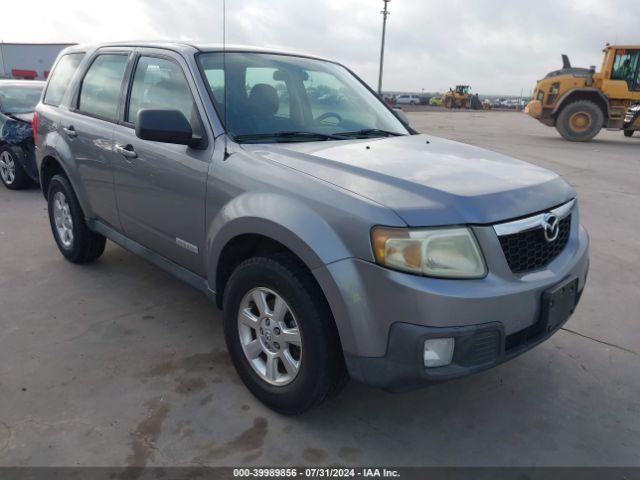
[543,67,592,80]
[242,134,574,226]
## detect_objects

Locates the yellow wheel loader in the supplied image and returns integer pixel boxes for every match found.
[526,45,640,141]
[443,85,472,109]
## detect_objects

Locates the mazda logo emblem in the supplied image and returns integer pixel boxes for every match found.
[542,213,560,242]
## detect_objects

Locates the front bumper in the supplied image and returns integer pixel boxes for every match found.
[525,99,555,126]
[346,283,583,392]
[314,218,589,391]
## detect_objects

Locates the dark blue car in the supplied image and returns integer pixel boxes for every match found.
[0,80,44,190]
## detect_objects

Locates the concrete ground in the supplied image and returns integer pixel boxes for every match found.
[1,111,639,467]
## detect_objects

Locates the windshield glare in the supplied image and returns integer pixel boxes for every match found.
[198,52,408,142]
[0,85,43,114]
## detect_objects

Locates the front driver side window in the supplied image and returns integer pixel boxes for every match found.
[127,56,198,127]
[78,54,128,121]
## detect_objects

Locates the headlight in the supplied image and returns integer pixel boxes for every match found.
[371,226,487,278]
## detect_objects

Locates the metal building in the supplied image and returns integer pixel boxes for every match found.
[0,43,75,80]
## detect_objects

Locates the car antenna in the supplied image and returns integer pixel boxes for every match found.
[223,0,231,160]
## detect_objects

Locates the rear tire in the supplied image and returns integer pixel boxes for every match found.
[0,146,30,190]
[624,129,634,138]
[556,100,604,142]
[47,174,106,263]
[223,254,348,415]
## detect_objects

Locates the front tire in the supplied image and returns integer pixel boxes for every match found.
[624,129,634,137]
[556,100,604,142]
[0,146,30,190]
[47,174,106,263]
[223,254,347,415]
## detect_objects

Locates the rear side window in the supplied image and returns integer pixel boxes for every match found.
[78,54,129,121]
[44,53,85,107]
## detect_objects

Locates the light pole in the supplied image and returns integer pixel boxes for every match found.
[377,0,391,95]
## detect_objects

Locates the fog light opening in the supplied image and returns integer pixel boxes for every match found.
[423,338,455,368]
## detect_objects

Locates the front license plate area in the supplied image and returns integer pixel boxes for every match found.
[541,277,578,333]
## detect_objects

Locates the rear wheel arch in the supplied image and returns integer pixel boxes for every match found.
[40,155,68,199]
[46,174,106,263]
[40,153,94,219]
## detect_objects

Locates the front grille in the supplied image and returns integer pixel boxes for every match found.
[499,215,571,273]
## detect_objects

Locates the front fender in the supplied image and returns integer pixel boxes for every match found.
[551,88,610,117]
[206,192,353,290]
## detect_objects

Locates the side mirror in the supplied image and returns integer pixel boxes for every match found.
[136,109,199,147]
[392,107,410,126]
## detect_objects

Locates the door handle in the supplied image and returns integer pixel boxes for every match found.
[62,126,77,138]
[114,144,138,159]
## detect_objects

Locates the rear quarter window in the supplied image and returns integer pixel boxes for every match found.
[44,53,85,107]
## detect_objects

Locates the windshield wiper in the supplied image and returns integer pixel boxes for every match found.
[336,129,404,138]
[234,131,345,143]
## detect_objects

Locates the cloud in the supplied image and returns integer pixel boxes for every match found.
[2,0,639,94]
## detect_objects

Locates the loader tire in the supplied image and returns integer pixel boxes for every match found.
[556,100,604,142]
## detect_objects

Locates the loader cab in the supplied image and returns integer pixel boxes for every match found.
[601,47,640,97]
[455,85,470,95]
[608,49,640,90]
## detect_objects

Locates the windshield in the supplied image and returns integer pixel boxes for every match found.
[0,84,43,114]
[198,52,409,142]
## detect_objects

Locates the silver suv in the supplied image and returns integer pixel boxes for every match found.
[394,94,421,105]
[34,43,589,414]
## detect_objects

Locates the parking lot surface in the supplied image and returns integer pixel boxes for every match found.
[0,110,638,467]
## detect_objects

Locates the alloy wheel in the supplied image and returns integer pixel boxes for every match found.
[52,191,74,248]
[0,151,16,185]
[237,287,302,386]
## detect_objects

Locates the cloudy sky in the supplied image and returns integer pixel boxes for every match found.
[2,0,639,95]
